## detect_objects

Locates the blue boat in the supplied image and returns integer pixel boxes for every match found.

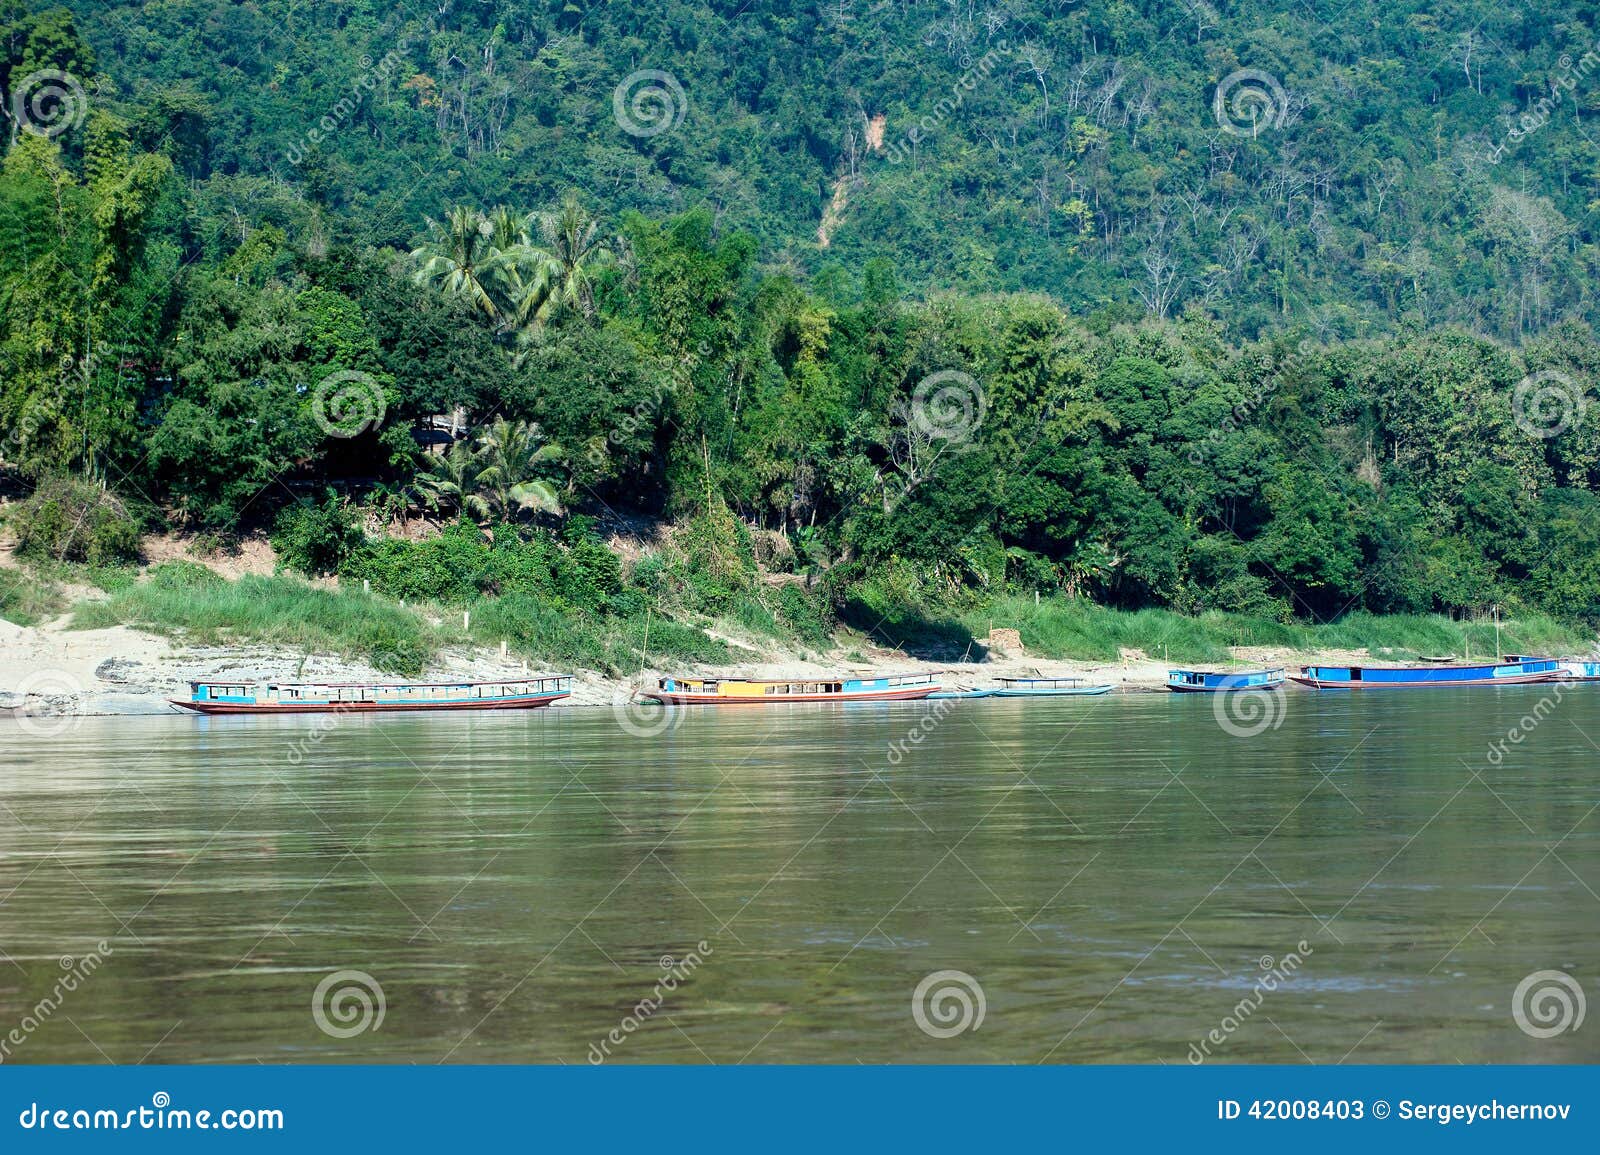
[171,676,573,713]
[1290,658,1561,689]
[993,676,1114,697]
[926,688,998,700]
[1166,668,1285,693]
[1559,660,1600,681]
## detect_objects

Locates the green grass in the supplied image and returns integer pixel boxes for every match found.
[0,566,66,626]
[62,560,1592,679]
[15,555,140,593]
[465,594,730,674]
[965,596,1594,664]
[69,565,731,676]
[72,570,437,674]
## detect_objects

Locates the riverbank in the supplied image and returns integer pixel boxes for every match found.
[1,609,1583,719]
[4,540,1593,718]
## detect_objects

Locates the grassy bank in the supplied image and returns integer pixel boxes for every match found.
[66,564,734,676]
[50,561,1597,676]
[0,566,66,626]
[963,597,1593,664]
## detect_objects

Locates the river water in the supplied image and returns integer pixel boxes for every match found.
[1,689,1596,1064]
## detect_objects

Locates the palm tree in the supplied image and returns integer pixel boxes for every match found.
[410,206,513,322]
[526,191,615,329]
[411,439,482,521]
[472,418,564,519]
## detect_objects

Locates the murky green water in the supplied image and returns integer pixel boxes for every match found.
[1,689,1597,1064]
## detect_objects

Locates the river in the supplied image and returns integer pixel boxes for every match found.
[1,688,1596,1064]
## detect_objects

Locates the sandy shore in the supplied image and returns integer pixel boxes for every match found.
[0,613,1372,719]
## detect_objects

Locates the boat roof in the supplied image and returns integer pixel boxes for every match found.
[189,676,570,688]
[664,672,933,682]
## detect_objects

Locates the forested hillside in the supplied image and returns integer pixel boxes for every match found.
[4,0,1600,639]
[23,0,1600,339]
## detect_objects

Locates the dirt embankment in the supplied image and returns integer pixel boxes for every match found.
[0,533,1370,719]
[0,609,1364,720]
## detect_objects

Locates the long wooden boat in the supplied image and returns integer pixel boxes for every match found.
[642,673,940,704]
[1289,658,1561,689]
[993,676,1114,697]
[926,687,997,700]
[1166,667,1285,693]
[171,676,573,714]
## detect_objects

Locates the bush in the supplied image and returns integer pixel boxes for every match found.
[776,582,833,646]
[8,476,142,565]
[344,521,493,602]
[146,560,224,591]
[271,490,364,576]
[343,522,637,614]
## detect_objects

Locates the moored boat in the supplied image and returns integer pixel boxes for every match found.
[993,676,1114,697]
[1559,660,1600,681]
[1166,667,1285,693]
[1289,658,1560,689]
[926,687,997,700]
[642,673,940,704]
[171,676,573,714]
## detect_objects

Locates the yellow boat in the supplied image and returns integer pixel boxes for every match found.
[642,673,940,704]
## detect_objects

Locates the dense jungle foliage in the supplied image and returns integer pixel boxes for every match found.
[6,0,1600,634]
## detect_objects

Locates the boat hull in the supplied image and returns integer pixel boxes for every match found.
[171,692,570,714]
[642,687,937,705]
[1288,676,1554,689]
[1167,682,1284,693]
[926,689,997,700]
[1166,668,1285,693]
[1291,659,1561,689]
[993,685,1113,697]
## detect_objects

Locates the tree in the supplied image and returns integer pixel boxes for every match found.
[472,418,563,519]
[410,206,511,323]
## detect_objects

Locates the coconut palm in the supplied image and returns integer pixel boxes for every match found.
[410,206,512,322]
[472,418,564,519]
[526,191,615,328]
[411,439,483,521]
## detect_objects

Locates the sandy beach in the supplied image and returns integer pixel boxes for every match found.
[0,607,1371,719]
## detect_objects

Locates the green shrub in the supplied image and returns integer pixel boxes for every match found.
[8,476,141,565]
[776,582,833,646]
[271,490,364,576]
[343,523,637,614]
[345,521,492,602]
[146,560,224,591]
